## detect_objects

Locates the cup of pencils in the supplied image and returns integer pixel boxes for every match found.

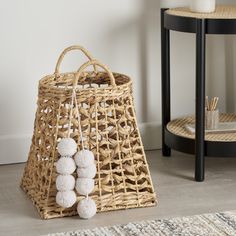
[205,96,219,130]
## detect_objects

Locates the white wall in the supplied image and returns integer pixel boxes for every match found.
[0,0,234,164]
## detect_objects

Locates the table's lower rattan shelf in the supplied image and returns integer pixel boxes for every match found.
[165,113,236,157]
[167,113,236,142]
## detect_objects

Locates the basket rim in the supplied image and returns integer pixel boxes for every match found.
[39,70,132,92]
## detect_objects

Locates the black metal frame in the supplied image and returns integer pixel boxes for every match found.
[161,8,236,182]
[164,12,236,34]
[161,8,171,157]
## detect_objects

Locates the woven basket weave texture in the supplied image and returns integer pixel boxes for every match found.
[21,46,156,219]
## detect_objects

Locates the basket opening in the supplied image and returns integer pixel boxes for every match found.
[41,71,131,90]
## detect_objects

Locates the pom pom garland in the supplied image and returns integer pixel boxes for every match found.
[74,148,97,219]
[56,154,77,208]
[56,138,77,209]
[57,91,97,218]
[56,190,77,208]
[77,197,97,219]
[56,174,75,191]
[58,138,77,156]
[75,178,95,195]
[56,157,76,175]
[74,150,95,168]
[77,164,96,179]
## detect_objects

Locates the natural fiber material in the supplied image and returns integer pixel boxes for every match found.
[43,211,236,236]
[21,45,156,219]
[167,113,236,142]
[167,5,236,19]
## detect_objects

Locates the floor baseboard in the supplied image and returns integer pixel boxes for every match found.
[139,122,161,150]
[0,134,31,165]
[0,122,161,164]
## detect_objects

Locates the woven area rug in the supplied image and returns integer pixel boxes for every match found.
[44,211,236,236]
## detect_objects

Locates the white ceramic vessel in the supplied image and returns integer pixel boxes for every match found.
[190,0,216,13]
[160,0,189,8]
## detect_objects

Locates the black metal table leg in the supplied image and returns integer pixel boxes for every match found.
[161,9,171,157]
[195,19,206,182]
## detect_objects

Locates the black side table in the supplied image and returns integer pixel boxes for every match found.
[161,5,236,182]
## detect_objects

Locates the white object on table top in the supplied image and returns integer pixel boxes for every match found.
[160,0,189,8]
[185,122,236,134]
[190,0,215,13]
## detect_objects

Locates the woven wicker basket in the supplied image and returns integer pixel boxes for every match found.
[21,45,157,219]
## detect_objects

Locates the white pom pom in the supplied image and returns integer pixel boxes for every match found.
[77,164,96,179]
[75,178,95,195]
[56,191,77,208]
[77,197,97,219]
[58,138,77,156]
[56,175,75,191]
[74,150,95,168]
[56,157,76,175]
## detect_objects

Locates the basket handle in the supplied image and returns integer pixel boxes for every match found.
[73,60,116,88]
[54,45,96,76]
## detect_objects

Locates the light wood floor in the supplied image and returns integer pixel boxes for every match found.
[1,150,236,236]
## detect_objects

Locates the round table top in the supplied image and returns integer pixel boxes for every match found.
[166,5,236,19]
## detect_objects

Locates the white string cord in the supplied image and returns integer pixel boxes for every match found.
[67,88,85,151]
[74,92,85,151]
[67,88,85,150]
[67,89,75,138]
